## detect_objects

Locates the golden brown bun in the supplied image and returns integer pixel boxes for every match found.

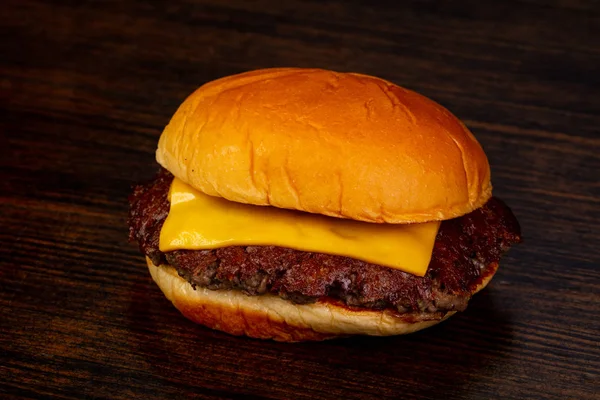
[147,258,498,342]
[156,68,491,223]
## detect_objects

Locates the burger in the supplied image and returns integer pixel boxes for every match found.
[128,68,521,341]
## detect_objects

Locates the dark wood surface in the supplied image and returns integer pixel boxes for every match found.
[1,1,599,399]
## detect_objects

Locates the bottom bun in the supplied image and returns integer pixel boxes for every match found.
[147,257,497,342]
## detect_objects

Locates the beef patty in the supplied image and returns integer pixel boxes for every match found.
[128,169,521,316]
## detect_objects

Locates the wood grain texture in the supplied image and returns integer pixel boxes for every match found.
[0,0,598,399]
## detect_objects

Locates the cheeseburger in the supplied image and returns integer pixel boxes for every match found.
[128,68,521,341]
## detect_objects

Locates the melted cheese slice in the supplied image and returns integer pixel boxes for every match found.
[159,178,440,276]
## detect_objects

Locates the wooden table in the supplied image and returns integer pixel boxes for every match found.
[1,1,598,399]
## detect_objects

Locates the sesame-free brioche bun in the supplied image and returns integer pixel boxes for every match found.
[156,68,491,223]
[147,258,498,342]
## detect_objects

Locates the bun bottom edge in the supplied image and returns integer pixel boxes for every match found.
[147,257,496,342]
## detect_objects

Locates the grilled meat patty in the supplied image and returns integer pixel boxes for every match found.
[128,169,521,316]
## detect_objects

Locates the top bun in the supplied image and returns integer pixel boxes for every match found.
[156,68,491,223]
